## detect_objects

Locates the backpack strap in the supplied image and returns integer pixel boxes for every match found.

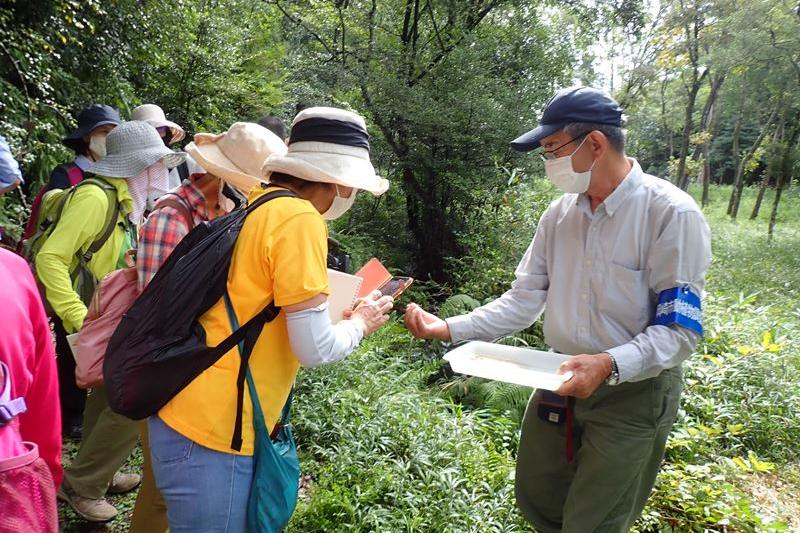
[76,178,121,264]
[212,188,299,451]
[0,362,27,426]
[176,161,190,182]
[154,194,195,230]
[65,163,84,187]
[223,292,284,451]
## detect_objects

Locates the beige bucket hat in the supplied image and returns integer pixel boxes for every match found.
[184,122,288,194]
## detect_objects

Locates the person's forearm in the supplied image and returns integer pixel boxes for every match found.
[606,324,700,383]
[286,302,365,367]
[35,251,87,332]
[446,283,547,343]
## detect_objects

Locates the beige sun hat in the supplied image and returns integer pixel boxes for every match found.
[261,107,389,196]
[184,122,288,194]
[131,104,185,143]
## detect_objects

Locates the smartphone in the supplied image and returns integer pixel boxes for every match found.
[379,276,414,299]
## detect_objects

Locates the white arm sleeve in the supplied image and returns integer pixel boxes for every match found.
[285,302,365,368]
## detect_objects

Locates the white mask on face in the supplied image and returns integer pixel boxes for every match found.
[88,134,107,160]
[322,185,358,220]
[543,135,596,194]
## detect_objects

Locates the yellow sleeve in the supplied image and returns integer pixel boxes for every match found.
[268,212,329,307]
[35,186,109,332]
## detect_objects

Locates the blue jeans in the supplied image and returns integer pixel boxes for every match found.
[148,416,253,533]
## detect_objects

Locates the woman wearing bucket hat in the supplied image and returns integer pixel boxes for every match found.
[129,122,286,533]
[35,120,186,523]
[148,108,391,532]
[131,103,197,194]
[21,104,121,440]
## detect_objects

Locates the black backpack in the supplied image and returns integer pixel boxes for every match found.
[103,188,297,451]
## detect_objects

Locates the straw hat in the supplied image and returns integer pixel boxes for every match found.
[131,104,186,143]
[87,121,186,178]
[184,122,288,193]
[262,107,389,196]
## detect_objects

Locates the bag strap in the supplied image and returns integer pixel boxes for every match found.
[196,187,298,451]
[80,178,121,263]
[0,362,27,426]
[245,186,297,212]
[176,161,190,182]
[154,194,195,230]
[65,163,84,186]
[223,292,290,452]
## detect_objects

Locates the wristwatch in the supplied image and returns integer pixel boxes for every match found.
[605,354,620,386]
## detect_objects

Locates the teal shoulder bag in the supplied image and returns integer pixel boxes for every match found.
[224,293,300,532]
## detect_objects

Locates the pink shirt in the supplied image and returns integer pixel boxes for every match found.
[0,249,62,486]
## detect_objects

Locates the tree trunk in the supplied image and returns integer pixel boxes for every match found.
[701,146,712,207]
[675,76,703,190]
[727,114,743,215]
[751,119,784,219]
[750,168,772,219]
[730,110,776,219]
[660,79,673,162]
[699,74,723,207]
[692,73,724,161]
[768,121,798,241]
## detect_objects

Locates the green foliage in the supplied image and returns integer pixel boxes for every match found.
[273,0,576,283]
[1,0,284,212]
[288,322,528,532]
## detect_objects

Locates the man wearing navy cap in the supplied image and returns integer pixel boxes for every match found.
[406,86,712,531]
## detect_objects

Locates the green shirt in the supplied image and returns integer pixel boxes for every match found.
[35,176,134,333]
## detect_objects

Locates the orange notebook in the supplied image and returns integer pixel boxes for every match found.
[354,258,393,299]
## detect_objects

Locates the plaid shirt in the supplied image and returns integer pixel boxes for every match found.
[137,179,214,291]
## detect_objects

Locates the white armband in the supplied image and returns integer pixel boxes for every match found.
[285,302,364,368]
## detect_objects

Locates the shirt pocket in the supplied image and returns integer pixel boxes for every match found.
[599,262,651,335]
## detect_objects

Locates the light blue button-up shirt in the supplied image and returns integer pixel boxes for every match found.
[446,159,712,383]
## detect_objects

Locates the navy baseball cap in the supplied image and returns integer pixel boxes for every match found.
[63,104,122,152]
[510,86,623,152]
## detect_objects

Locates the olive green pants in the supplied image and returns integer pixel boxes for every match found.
[63,386,140,499]
[515,367,682,533]
[130,421,169,533]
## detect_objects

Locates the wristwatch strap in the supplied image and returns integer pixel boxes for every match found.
[605,354,620,386]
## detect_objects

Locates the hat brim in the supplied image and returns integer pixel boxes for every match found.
[63,120,121,150]
[185,142,266,194]
[87,148,186,178]
[509,123,564,152]
[143,119,186,143]
[262,142,389,196]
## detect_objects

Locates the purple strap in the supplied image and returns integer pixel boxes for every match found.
[0,362,27,426]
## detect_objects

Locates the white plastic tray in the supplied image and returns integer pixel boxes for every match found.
[444,341,573,391]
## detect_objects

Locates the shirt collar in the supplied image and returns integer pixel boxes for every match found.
[73,154,93,172]
[598,158,643,217]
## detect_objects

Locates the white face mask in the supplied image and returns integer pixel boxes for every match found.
[543,136,596,194]
[322,185,358,220]
[88,133,107,160]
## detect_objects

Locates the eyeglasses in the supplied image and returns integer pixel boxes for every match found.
[540,133,589,161]
[156,126,169,138]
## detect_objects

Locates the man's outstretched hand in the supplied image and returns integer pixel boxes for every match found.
[555,353,613,399]
[404,303,451,341]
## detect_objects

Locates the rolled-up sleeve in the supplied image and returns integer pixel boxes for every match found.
[446,209,550,343]
[607,209,711,382]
